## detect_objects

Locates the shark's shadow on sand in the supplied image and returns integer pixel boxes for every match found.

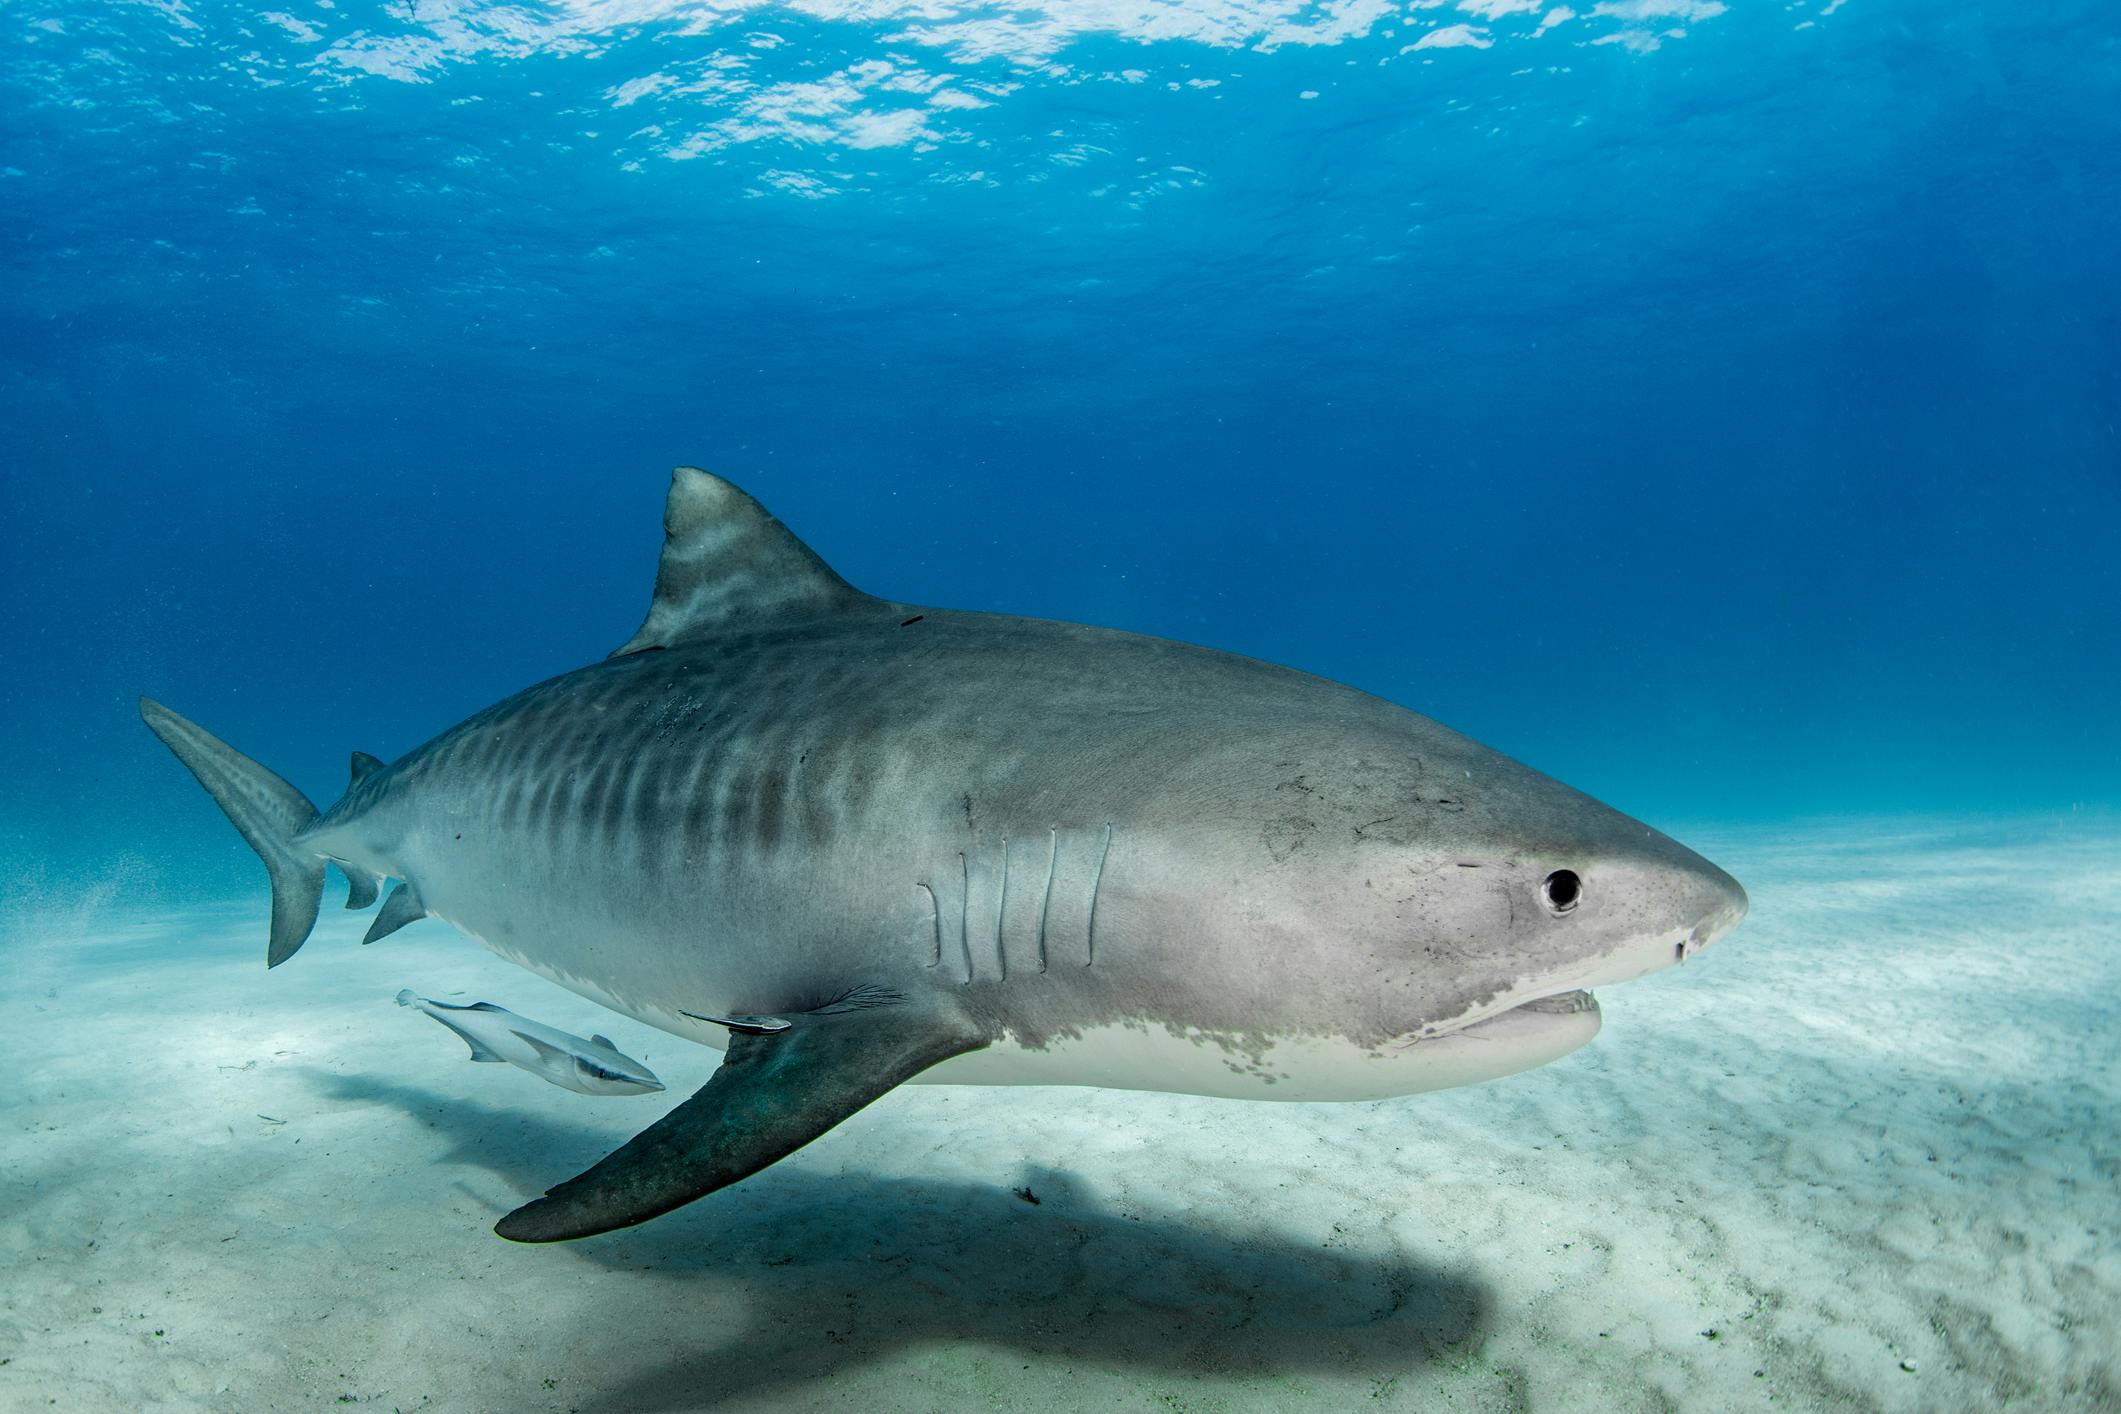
[311,1069,1492,1408]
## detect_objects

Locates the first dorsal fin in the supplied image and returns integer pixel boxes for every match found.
[611,468,877,657]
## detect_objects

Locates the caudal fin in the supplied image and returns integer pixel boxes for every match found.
[140,698,325,967]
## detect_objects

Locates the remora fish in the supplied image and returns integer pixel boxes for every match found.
[395,990,665,1097]
[142,467,1747,1243]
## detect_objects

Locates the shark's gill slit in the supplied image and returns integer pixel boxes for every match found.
[915,881,941,968]
[1086,822,1112,967]
[1035,828,1058,973]
[995,836,1010,982]
[957,850,973,984]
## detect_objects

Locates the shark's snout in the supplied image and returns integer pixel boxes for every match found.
[1691,892,1746,947]
[1678,861,1747,959]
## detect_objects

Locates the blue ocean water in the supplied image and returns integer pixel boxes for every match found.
[5,0,2115,903]
[6,10,2121,1408]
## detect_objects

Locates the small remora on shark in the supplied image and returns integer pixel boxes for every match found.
[395,990,665,1097]
[142,466,1747,1244]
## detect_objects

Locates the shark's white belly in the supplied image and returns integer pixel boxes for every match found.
[443,902,1600,1102]
[921,997,1602,1100]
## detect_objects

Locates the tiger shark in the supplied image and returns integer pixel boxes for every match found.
[142,467,1747,1243]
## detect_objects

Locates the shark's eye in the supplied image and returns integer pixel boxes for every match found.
[1541,870,1582,915]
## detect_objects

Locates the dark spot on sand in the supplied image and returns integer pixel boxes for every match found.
[1263,815,1317,862]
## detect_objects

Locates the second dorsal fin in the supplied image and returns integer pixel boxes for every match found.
[612,468,876,657]
[349,751,386,788]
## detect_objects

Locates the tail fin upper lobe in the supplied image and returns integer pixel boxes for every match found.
[139,698,324,967]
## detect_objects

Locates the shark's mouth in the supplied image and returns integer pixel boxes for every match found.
[1397,987,1601,1050]
[1495,989,1598,1018]
[1441,987,1598,1039]
[1371,987,1604,1094]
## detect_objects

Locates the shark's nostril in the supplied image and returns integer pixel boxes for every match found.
[1719,873,1750,924]
[1689,897,1744,951]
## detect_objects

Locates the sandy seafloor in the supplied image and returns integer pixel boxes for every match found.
[3,816,2116,1413]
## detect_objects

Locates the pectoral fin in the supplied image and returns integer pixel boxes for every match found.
[494,994,985,1243]
[511,1030,572,1064]
[424,1014,505,1063]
